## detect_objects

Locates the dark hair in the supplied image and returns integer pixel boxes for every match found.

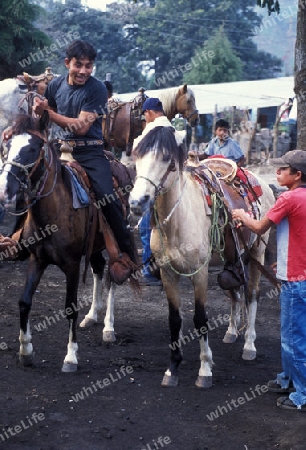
[103,80,113,96]
[289,166,306,182]
[215,119,229,130]
[66,40,97,61]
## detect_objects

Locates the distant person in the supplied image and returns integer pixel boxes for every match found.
[199,118,246,167]
[133,98,185,286]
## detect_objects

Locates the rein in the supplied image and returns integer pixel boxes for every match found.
[145,161,217,277]
[1,133,56,215]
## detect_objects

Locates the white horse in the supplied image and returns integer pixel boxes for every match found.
[0,68,56,138]
[129,126,275,387]
[80,84,199,333]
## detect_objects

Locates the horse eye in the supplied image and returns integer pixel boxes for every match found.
[162,154,171,162]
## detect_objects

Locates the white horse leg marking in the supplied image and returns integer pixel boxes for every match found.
[79,273,116,342]
[223,290,241,343]
[103,284,116,342]
[19,321,33,357]
[195,337,213,388]
[242,290,257,360]
[62,328,78,371]
[79,272,103,328]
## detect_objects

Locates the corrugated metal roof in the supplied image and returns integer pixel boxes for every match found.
[118,76,294,114]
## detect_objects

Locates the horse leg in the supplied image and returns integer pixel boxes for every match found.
[192,270,213,389]
[223,289,242,344]
[79,253,116,342]
[19,257,46,366]
[79,271,104,328]
[62,263,80,372]
[242,290,258,360]
[242,250,263,360]
[161,271,182,388]
[102,283,116,342]
[79,252,106,328]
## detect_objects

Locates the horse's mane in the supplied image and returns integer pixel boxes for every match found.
[135,126,184,171]
[158,85,194,116]
[12,114,42,135]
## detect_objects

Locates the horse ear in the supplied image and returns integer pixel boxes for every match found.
[39,110,49,132]
[182,84,188,93]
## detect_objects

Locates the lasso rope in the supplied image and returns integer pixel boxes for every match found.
[209,191,229,260]
[154,186,228,277]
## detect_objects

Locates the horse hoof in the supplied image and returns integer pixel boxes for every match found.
[19,352,35,366]
[103,330,116,342]
[223,332,238,344]
[61,362,78,373]
[195,376,212,389]
[79,317,97,328]
[242,349,256,360]
[161,374,179,387]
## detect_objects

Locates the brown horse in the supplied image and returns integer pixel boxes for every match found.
[102,88,147,157]
[103,84,199,157]
[0,114,138,371]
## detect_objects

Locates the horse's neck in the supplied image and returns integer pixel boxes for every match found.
[163,104,176,122]
[155,171,195,222]
[157,91,177,121]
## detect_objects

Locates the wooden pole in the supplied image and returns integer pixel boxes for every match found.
[246,108,259,165]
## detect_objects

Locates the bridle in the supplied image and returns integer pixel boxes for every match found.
[135,157,177,200]
[0,131,56,212]
[184,109,199,124]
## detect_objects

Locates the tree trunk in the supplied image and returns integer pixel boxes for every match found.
[294,5,306,149]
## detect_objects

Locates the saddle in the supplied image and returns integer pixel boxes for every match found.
[103,88,147,156]
[17,67,55,95]
[186,152,263,290]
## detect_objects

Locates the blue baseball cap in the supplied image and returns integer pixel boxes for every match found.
[142,98,164,113]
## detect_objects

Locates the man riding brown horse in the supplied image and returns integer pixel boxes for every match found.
[1,40,137,280]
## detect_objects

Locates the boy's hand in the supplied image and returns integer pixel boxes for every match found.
[1,126,13,142]
[33,97,49,116]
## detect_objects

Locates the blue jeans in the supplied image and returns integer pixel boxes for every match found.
[139,211,152,277]
[277,281,306,407]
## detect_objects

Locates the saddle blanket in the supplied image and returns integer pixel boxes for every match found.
[65,166,90,209]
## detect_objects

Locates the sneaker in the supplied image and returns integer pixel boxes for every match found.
[277,396,306,412]
[267,379,295,394]
[138,276,162,286]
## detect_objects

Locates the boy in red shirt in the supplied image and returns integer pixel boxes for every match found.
[232,149,306,412]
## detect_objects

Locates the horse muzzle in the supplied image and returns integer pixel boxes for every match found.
[129,195,151,217]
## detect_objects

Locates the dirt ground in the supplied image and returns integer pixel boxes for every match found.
[1,211,306,450]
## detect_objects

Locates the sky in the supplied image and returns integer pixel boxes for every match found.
[82,0,114,10]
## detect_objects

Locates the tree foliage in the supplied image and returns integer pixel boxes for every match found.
[0,0,51,79]
[135,0,282,87]
[257,0,280,15]
[183,29,243,84]
[35,0,146,92]
[0,0,285,89]
[258,0,306,149]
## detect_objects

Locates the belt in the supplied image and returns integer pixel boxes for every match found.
[59,139,104,147]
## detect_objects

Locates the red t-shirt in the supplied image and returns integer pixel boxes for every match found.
[267,187,306,281]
